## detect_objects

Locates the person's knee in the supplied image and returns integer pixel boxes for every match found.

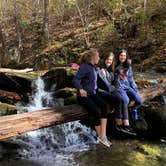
[121,97,129,106]
[136,97,143,106]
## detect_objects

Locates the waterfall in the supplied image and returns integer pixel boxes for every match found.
[27,77,55,111]
[13,77,96,166]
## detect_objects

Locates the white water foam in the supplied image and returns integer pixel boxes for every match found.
[14,77,96,166]
[27,77,54,111]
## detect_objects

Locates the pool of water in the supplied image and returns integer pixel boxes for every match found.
[1,74,165,166]
[0,139,166,166]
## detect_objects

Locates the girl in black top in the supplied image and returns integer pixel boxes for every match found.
[73,48,112,147]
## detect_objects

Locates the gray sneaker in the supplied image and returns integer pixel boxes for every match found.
[97,136,112,147]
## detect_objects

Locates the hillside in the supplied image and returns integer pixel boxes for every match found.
[0,0,165,73]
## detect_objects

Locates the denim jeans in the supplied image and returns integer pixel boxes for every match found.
[118,88,143,120]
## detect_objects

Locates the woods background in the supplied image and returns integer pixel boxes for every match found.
[0,0,165,72]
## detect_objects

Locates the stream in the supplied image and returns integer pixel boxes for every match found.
[0,76,166,166]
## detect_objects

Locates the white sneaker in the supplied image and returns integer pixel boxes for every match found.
[97,136,112,147]
[106,138,112,146]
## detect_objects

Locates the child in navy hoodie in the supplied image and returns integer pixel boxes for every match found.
[73,48,112,147]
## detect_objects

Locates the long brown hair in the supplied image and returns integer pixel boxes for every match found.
[117,49,130,68]
[103,52,115,73]
[79,48,98,63]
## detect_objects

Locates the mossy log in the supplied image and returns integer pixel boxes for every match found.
[0,68,40,81]
[0,102,20,116]
[0,82,165,140]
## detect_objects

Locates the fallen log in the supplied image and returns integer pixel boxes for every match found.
[139,83,166,102]
[0,68,41,81]
[0,82,165,140]
[0,68,33,73]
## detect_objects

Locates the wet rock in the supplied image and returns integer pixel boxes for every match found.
[144,110,166,139]
[54,87,77,105]
[153,63,166,73]
[0,72,32,95]
[42,67,77,91]
[0,141,23,159]
[133,117,148,135]
[142,99,166,139]
[0,102,19,115]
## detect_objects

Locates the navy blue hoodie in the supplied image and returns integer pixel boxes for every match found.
[73,62,97,96]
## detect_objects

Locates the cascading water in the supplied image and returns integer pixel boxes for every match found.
[27,77,55,111]
[14,77,97,166]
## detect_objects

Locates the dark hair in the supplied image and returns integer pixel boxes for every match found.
[117,49,131,68]
[79,48,98,63]
[103,52,115,73]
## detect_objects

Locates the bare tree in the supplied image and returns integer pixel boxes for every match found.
[13,0,23,63]
[75,1,90,48]
[0,24,7,67]
[144,0,147,14]
[43,0,49,42]
[31,0,40,23]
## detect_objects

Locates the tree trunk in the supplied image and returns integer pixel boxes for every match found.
[144,0,147,14]
[0,82,165,140]
[0,68,33,73]
[13,0,23,63]
[0,25,7,67]
[76,1,90,48]
[43,0,49,42]
[31,0,40,23]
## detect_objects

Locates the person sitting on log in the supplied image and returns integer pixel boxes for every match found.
[73,48,112,147]
[115,49,143,123]
[97,52,136,135]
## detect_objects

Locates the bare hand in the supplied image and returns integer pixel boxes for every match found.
[80,89,87,97]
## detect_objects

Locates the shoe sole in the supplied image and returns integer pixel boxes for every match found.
[120,129,137,136]
[116,127,122,131]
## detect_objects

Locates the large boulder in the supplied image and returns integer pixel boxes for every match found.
[42,67,77,91]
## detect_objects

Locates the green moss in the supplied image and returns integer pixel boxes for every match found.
[139,144,161,158]
[0,102,18,115]
[126,152,160,166]
[0,102,28,115]
[11,72,39,81]
[64,94,77,105]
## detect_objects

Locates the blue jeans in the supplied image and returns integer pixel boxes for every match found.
[118,88,143,112]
